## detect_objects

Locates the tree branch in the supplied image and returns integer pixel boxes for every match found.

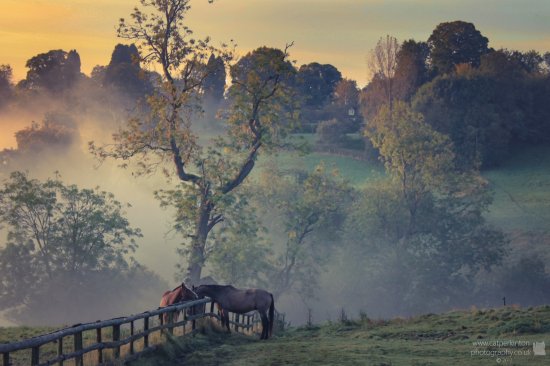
[169,137,201,184]
[207,214,223,231]
[220,139,262,194]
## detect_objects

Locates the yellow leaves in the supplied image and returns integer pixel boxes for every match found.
[288,230,297,239]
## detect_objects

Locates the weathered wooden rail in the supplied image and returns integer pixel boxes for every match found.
[0,297,273,366]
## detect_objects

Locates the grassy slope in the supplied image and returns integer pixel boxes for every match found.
[268,151,384,186]
[271,139,550,231]
[483,146,550,231]
[131,305,550,366]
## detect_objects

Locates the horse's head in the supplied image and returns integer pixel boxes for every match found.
[192,284,208,299]
[181,282,198,301]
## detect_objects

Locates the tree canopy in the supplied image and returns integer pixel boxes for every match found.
[102,44,153,98]
[0,172,145,320]
[427,21,489,74]
[297,62,342,108]
[21,50,82,93]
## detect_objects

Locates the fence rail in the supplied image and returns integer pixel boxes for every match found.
[0,297,274,366]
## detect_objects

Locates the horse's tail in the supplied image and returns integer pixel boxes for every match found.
[269,293,275,337]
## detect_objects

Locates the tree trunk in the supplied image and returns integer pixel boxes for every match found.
[185,197,213,285]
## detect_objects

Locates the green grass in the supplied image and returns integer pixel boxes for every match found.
[3,306,549,366]
[260,150,384,187]
[129,305,550,365]
[272,136,550,231]
[483,145,550,231]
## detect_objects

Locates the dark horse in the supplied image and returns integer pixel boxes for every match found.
[159,282,198,324]
[193,285,275,340]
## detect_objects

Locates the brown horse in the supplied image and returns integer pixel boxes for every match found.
[159,283,198,323]
[193,284,275,340]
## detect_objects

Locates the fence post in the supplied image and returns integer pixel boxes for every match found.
[96,327,103,364]
[30,346,39,366]
[74,331,83,366]
[182,307,188,335]
[168,312,174,335]
[112,324,121,359]
[57,337,64,366]
[191,305,196,331]
[130,321,135,355]
[143,316,149,348]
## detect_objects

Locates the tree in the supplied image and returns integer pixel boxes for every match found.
[543,52,550,73]
[92,0,296,284]
[316,118,346,146]
[359,74,387,121]
[365,101,455,233]
[509,50,544,74]
[412,74,521,168]
[353,101,505,314]
[0,172,142,310]
[0,64,13,106]
[207,188,272,288]
[343,176,505,314]
[478,49,526,79]
[22,50,82,93]
[334,78,359,109]
[103,44,153,98]
[15,112,78,152]
[296,62,342,108]
[427,21,489,74]
[394,39,430,100]
[254,163,352,299]
[202,53,226,116]
[367,35,400,111]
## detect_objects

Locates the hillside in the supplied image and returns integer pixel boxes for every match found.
[129,305,550,366]
[270,142,550,232]
[484,146,550,232]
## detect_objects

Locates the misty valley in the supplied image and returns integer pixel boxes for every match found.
[1,0,550,365]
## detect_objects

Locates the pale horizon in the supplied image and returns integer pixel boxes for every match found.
[1,0,549,87]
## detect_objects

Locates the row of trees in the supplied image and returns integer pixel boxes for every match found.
[363,21,550,168]
[348,21,550,313]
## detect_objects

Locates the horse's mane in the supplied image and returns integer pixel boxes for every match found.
[200,284,236,290]
[170,283,187,292]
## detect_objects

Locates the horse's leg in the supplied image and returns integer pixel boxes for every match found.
[259,311,268,340]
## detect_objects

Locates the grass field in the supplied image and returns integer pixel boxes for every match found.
[271,137,550,231]
[2,305,549,365]
[265,151,384,186]
[258,133,384,186]
[483,146,550,231]
[128,305,550,366]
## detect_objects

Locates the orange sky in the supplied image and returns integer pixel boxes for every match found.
[1,0,549,85]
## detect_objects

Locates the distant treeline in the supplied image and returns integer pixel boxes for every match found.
[2,20,548,170]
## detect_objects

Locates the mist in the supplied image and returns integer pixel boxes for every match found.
[0,91,180,279]
[0,77,187,325]
[2,40,550,330]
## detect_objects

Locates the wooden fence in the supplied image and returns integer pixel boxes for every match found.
[0,297,279,366]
